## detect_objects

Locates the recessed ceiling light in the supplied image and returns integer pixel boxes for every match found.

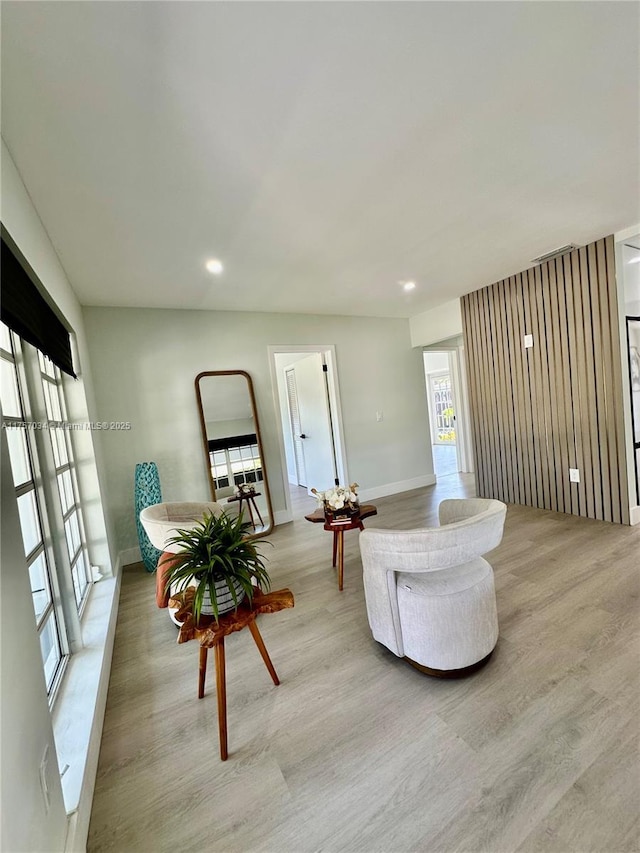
[205,258,223,275]
[403,281,416,291]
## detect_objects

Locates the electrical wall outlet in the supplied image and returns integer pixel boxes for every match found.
[376,411,383,422]
[569,468,580,483]
[524,334,534,348]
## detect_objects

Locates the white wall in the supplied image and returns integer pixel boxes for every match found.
[205,417,255,439]
[617,232,640,523]
[83,306,434,553]
[1,431,69,853]
[622,243,640,315]
[423,351,450,374]
[409,299,463,347]
[1,140,118,850]
[1,139,114,571]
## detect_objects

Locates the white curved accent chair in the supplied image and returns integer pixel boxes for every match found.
[139,501,225,553]
[359,498,507,677]
[139,501,225,620]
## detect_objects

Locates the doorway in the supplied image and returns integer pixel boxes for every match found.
[423,344,473,479]
[426,367,457,475]
[269,345,348,521]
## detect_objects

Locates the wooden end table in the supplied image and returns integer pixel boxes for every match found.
[227,488,264,529]
[304,504,377,591]
[170,586,294,760]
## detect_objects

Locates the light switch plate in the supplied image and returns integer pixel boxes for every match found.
[569,468,580,483]
[524,334,534,348]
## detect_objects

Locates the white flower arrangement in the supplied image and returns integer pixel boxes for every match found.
[234,483,255,497]
[311,483,359,511]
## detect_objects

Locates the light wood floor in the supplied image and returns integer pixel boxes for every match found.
[286,483,319,518]
[88,476,640,853]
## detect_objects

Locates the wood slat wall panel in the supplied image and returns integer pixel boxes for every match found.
[502,278,518,504]
[597,239,619,522]
[604,236,630,525]
[600,237,626,523]
[489,283,504,501]
[588,242,612,522]
[492,280,513,503]
[469,288,489,498]
[526,266,551,510]
[579,246,604,519]
[475,287,499,498]
[547,259,567,512]
[462,293,483,495]
[569,250,594,518]
[463,291,483,494]
[519,270,539,508]
[461,236,630,524]
[537,262,559,512]
[561,253,583,516]
[557,258,575,514]
[473,289,493,498]
[507,276,529,506]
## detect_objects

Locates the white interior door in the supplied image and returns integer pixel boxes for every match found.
[285,368,306,486]
[293,353,336,494]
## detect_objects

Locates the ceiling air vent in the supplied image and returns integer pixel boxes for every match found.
[531,244,581,265]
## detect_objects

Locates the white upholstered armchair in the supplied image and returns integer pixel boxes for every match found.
[139,501,225,621]
[359,498,507,677]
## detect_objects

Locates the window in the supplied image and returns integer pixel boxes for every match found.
[1,323,91,698]
[39,352,92,610]
[209,439,262,491]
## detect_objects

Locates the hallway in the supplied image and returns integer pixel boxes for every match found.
[432,443,458,477]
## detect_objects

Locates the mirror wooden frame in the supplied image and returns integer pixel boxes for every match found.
[195,370,274,538]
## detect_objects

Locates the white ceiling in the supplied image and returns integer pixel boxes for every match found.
[2,1,638,319]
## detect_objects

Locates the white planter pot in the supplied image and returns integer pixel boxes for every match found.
[167,575,246,626]
[200,576,246,616]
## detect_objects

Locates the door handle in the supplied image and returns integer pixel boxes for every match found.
[299,434,307,439]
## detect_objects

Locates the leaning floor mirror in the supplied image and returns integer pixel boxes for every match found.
[195,370,273,537]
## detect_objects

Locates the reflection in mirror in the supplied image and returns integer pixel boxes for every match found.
[195,371,273,537]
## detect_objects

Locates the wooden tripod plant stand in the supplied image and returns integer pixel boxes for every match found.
[171,587,294,760]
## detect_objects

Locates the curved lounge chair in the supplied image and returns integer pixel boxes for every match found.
[359,498,507,677]
[139,501,225,619]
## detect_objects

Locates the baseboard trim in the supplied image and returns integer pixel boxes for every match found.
[273,477,437,526]
[120,545,141,566]
[358,474,437,503]
[274,508,293,526]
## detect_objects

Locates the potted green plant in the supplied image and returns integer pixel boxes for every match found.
[163,511,271,622]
